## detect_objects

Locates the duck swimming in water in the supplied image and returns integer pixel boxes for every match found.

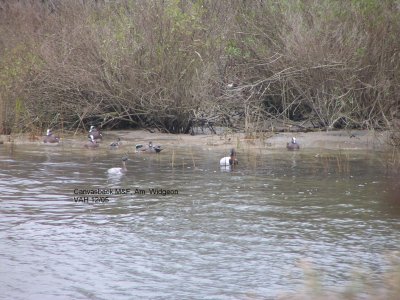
[88,125,103,141]
[135,141,163,153]
[43,129,60,144]
[84,135,99,149]
[220,148,238,166]
[110,137,122,149]
[287,137,300,150]
[107,157,128,175]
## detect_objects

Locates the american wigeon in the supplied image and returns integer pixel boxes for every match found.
[110,137,122,149]
[287,137,300,150]
[84,135,99,149]
[135,141,163,153]
[88,125,103,141]
[43,129,60,144]
[107,157,128,175]
[220,148,238,166]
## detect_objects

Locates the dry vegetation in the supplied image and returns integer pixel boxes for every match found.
[0,0,399,135]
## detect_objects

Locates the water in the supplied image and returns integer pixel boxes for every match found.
[0,143,399,299]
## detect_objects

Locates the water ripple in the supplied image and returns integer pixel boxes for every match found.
[0,146,399,299]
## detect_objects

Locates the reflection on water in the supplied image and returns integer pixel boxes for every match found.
[0,143,399,299]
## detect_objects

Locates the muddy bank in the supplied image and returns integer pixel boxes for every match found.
[0,129,392,152]
[106,129,391,151]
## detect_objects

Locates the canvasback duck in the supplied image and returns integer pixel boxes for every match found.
[220,148,238,166]
[107,157,128,175]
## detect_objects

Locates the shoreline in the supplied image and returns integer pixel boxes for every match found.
[0,129,393,151]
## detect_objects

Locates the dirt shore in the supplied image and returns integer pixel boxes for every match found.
[0,129,392,152]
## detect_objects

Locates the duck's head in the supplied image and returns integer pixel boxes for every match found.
[230,148,238,165]
[292,137,297,144]
[149,141,153,147]
[46,129,51,136]
[89,125,95,132]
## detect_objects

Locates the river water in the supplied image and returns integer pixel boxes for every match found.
[0,143,399,299]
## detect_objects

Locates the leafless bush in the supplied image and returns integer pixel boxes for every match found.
[223,0,400,131]
[0,0,399,136]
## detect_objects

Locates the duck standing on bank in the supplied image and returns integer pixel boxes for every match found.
[287,137,300,150]
[84,135,99,149]
[135,141,163,153]
[88,125,103,141]
[43,129,60,144]
[107,157,128,175]
[220,148,238,166]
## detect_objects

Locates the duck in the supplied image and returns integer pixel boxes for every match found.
[88,125,103,141]
[110,137,122,149]
[107,157,128,175]
[84,135,99,149]
[43,129,60,144]
[220,148,238,166]
[287,137,300,150]
[135,141,163,153]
